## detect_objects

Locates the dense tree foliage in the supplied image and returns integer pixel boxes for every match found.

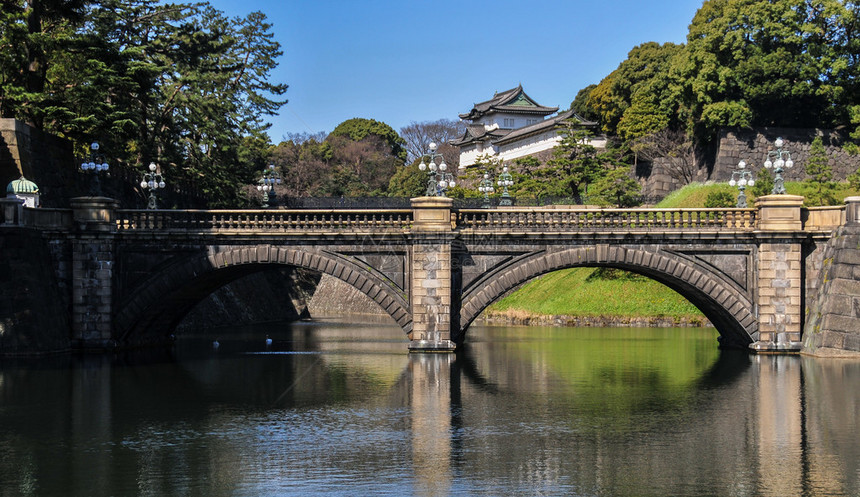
[589,166,641,207]
[0,0,287,206]
[587,42,683,140]
[576,0,860,154]
[270,119,406,197]
[329,118,407,162]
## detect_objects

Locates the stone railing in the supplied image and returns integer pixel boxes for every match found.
[802,205,845,231]
[23,208,74,229]
[456,207,757,232]
[115,209,414,233]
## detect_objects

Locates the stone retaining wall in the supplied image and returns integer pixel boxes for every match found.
[802,224,860,357]
[0,228,71,354]
[639,127,860,201]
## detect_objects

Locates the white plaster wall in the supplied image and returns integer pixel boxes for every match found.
[458,133,607,168]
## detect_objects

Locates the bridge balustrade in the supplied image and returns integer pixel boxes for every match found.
[456,207,757,232]
[115,209,414,232]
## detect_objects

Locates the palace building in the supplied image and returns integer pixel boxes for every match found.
[451,85,604,168]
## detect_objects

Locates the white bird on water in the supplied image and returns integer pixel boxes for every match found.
[265,335,273,347]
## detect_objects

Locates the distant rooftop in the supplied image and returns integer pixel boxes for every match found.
[458,85,559,121]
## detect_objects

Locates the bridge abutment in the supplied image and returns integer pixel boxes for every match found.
[408,197,456,352]
[70,197,118,350]
[751,195,805,353]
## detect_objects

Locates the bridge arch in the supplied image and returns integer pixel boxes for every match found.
[115,244,411,345]
[458,246,757,348]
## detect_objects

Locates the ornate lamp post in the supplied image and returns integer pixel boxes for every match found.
[729,160,755,208]
[257,164,281,208]
[496,164,514,206]
[763,137,794,195]
[418,142,456,197]
[478,172,495,208]
[140,162,166,209]
[79,142,110,196]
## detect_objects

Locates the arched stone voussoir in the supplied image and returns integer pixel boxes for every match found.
[457,246,757,347]
[116,244,412,344]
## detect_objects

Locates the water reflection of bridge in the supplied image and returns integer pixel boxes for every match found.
[2,324,855,495]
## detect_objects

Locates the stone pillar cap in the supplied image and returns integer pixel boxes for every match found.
[754,194,804,206]
[410,196,453,209]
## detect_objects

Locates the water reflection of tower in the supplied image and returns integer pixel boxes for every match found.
[756,355,803,497]
[409,353,453,496]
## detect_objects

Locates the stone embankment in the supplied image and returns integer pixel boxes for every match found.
[307,273,388,317]
[802,212,860,357]
[177,267,319,332]
[479,312,711,328]
[308,274,713,328]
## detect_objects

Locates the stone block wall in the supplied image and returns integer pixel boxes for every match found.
[0,119,77,208]
[757,242,804,344]
[177,267,320,332]
[802,225,860,357]
[637,126,860,201]
[0,228,72,353]
[714,127,859,185]
[0,119,205,209]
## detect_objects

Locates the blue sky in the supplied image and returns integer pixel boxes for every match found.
[207,0,706,142]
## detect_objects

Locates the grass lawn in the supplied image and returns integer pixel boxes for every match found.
[486,267,705,321]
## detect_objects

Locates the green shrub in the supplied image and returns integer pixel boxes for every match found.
[704,191,736,208]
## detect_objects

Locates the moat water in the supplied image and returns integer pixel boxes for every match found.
[1,318,859,496]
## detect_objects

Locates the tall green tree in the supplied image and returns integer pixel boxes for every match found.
[541,121,605,203]
[804,135,839,205]
[587,42,684,138]
[589,166,641,207]
[1,0,288,206]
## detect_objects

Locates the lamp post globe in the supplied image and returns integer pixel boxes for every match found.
[418,142,455,197]
[78,141,110,196]
[730,159,755,208]
[140,161,166,209]
[763,137,794,195]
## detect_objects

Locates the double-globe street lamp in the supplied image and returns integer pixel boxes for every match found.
[763,137,794,195]
[478,172,494,208]
[140,162,166,209]
[729,160,755,208]
[79,142,110,195]
[496,164,514,206]
[257,164,281,208]
[418,142,455,197]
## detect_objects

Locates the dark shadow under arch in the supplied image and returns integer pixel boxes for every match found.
[115,245,411,346]
[457,246,757,349]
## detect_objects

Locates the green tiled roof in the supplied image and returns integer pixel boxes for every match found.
[6,176,39,194]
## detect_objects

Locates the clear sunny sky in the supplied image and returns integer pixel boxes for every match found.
[206,0,706,142]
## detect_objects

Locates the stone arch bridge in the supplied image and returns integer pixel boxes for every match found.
[1,194,851,353]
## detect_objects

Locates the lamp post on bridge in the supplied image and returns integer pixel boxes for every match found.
[763,137,794,195]
[478,172,494,208]
[78,142,110,196]
[140,162,166,209]
[257,164,281,208]
[496,164,514,206]
[418,142,456,197]
[729,160,755,208]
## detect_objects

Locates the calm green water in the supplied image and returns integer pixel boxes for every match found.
[1,319,859,496]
